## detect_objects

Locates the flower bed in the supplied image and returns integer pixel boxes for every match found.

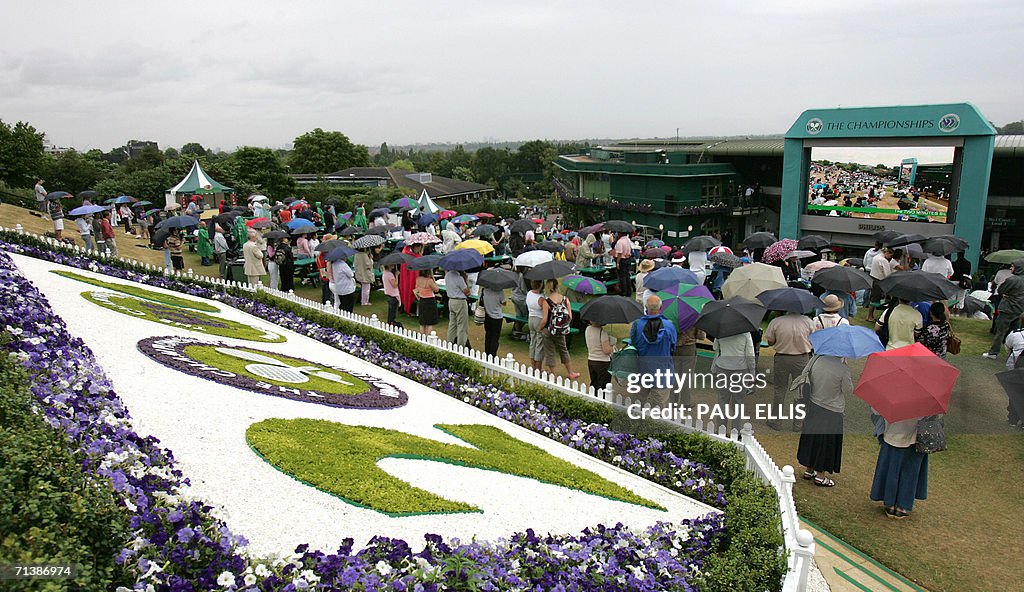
[0,231,788,591]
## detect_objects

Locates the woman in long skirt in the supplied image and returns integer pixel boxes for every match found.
[870,417,929,519]
[795,355,851,487]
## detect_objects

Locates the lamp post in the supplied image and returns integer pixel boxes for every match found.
[659,223,664,240]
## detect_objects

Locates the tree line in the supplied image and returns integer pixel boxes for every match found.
[0,119,589,206]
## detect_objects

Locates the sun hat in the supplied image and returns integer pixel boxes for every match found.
[822,294,843,312]
[638,259,655,272]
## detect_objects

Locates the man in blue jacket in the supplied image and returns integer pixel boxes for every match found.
[630,295,677,408]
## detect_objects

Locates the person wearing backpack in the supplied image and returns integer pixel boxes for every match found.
[631,295,677,408]
[812,295,850,332]
[540,279,580,380]
[876,297,921,350]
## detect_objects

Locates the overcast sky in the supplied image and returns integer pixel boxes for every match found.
[2,0,1021,153]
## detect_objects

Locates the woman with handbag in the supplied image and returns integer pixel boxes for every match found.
[915,302,952,358]
[870,415,936,519]
[795,354,851,487]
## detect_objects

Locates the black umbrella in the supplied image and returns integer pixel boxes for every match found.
[510,219,537,233]
[811,266,873,293]
[797,235,830,250]
[580,223,605,237]
[440,249,484,271]
[377,252,412,267]
[921,237,960,256]
[844,258,865,268]
[338,226,362,237]
[476,268,520,290]
[756,287,823,314]
[365,225,395,236]
[932,234,968,252]
[283,197,296,204]
[885,233,926,248]
[743,232,777,249]
[695,297,767,339]
[407,254,442,271]
[579,295,644,325]
[45,191,72,201]
[213,213,239,226]
[879,271,959,301]
[315,239,347,253]
[264,230,289,240]
[325,246,357,262]
[535,240,564,254]
[604,220,634,234]
[710,251,741,268]
[290,225,318,235]
[684,235,721,252]
[271,205,286,212]
[369,207,391,219]
[251,220,274,229]
[76,190,99,200]
[151,228,169,248]
[524,260,576,281]
[872,230,901,244]
[642,248,665,259]
[473,224,499,238]
[156,215,200,229]
[996,369,1024,425]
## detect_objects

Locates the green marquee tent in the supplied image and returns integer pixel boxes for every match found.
[165,160,233,207]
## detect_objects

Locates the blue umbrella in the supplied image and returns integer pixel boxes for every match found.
[325,246,357,262]
[286,218,317,230]
[643,266,700,291]
[440,249,484,271]
[68,204,109,216]
[809,325,884,359]
[155,215,200,229]
[133,200,153,207]
[45,191,72,201]
[418,213,439,227]
[113,195,136,204]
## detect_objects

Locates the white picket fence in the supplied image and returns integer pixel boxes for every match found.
[3,226,816,591]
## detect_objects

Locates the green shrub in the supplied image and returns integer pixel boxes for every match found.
[511,382,615,426]
[0,345,131,591]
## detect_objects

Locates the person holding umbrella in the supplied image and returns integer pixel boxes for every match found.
[381,259,402,327]
[699,298,764,431]
[984,259,1024,360]
[763,300,815,432]
[630,295,676,407]
[354,246,375,306]
[275,237,296,293]
[45,194,65,240]
[585,319,616,391]
[866,247,895,322]
[415,268,440,334]
[877,297,923,350]
[74,213,95,251]
[445,266,471,348]
[613,230,634,299]
[540,279,580,380]
[165,229,185,271]
[99,209,118,256]
[329,249,356,312]
[477,270,514,358]
[266,238,281,291]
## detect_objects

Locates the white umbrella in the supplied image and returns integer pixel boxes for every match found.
[250,194,269,202]
[514,250,553,268]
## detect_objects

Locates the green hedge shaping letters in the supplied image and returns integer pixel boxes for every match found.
[53,269,221,312]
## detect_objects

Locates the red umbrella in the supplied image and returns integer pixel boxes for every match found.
[245,217,269,227]
[475,212,494,218]
[532,218,544,223]
[854,342,960,422]
[439,210,457,220]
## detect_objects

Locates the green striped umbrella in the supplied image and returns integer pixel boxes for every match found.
[562,274,607,295]
[653,282,715,331]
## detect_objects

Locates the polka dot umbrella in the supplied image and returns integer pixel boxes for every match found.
[762,239,799,264]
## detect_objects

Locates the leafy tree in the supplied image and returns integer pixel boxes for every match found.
[122,144,164,173]
[451,166,475,182]
[374,142,391,166]
[0,119,46,188]
[287,128,370,174]
[42,149,110,193]
[164,147,179,159]
[997,121,1024,134]
[390,159,415,171]
[230,147,295,199]
[94,166,176,200]
[180,142,207,158]
[472,147,510,188]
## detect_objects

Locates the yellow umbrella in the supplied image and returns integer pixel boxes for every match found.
[200,209,219,220]
[721,262,787,301]
[455,239,495,255]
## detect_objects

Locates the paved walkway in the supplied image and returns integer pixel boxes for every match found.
[803,518,928,592]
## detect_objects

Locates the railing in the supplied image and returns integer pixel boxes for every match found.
[1,225,815,591]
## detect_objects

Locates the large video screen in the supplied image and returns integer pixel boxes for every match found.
[807,146,955,223]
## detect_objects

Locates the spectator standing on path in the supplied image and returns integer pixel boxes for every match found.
[711,328,756,432]
[916,303,951,358]
[275,237,295,293]
[34,179,47,217]
[877,298,922,350]
[921,252,953,278]
[950,252,972,315]
[92,213,105,254]
[197,224,213,266]
[870,415,931,519]
[613,231,634,298]
[764,310,815,431]
[242,230,266,286]
[585,321,615,392]
[540,279,579,379]
[674,325,705,408]
[46,197,64,240]
[414,269,439,333]
[446,269,471,348]
[213,225,228,278]
[630,295,677,408]
[793,354,851,488]
[481,283,506,358]
[76,214,95,251]
[354,248,375,306]
[266,240,280,291]
[165,230,184,271]
[866,247,895,322]
[382,264,402,327]
[984,259,1024,359]
[330,254,356,312]
[100,210,118,256]
[526,280,547,371]
[812,295,851,331]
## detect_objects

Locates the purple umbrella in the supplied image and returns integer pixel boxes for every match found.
[653,283,715,331]
[562,274,608,295]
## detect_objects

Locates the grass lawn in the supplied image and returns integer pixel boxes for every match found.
[3,202,1022,591]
